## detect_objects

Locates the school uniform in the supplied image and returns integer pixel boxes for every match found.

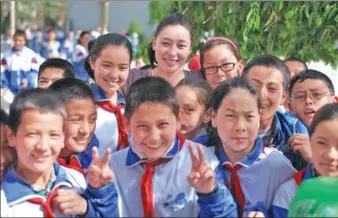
[39,41,62,59]
[1,162,117,217]
[109,135,238,217]
[57,135,99,174]
[258,110,309,170]
[191,127,209,145]
[214,138,297,217]
[91,83,129,159]
[72,44,89,82]
[1,46,38,94]
[272,164,315,218]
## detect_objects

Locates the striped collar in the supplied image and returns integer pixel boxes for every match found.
[90,83,125,104]
[126,136,182,167]
[216,138,264,168]
[2,162,73,205]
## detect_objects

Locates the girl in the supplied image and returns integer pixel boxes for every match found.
[109,76,237,217]
[87,33,132,158]
[200,36,243,90]
[72,31,90,82]
[175,79,213,145]
[273,103,338,217]
[211,77,296,217]
[123,12,204,93]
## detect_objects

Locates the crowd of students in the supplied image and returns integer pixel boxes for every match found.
[1,12,337,217]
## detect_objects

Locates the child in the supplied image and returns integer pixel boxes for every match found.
[200,36,243,90]
[1,88,116,217]
[123,12,204,93]
[87,33,131,158]
[288,69,337,128]
[37,58,76,89]
[282,57,308,111]
[109,76,237,217]
[49,78,98,173]
[242,55,309,170]
[39,29,62,59]
[72,31,90,82]
[175,79,213,144]
[272,103,338,217]
[284,57,308,79]
[0,109,16,182]
[210,77,296,217]
[1,29,38,94]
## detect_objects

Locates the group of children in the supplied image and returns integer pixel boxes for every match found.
[1,12,337,217]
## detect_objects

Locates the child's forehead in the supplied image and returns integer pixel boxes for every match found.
[13,35,25,40]
[66,98,96,109]
[292,78,329,91]
[248,65,285,84]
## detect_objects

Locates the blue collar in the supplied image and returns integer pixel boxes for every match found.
[216,138,264,167]
[90,83,125,104]
[126,136,181,167]
[191,134,209,145]
[2,162,73,204]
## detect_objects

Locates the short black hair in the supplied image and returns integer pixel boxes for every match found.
[38,58,75,80]
[288,69,335,96]
[284,57,308,70]
[0,109,9,125]
[125,77,179,120]
[49,78,95,103]
[242,55,290,92]
[13,29,27,41]
[309,103,338,137]
[8,88,66,134]
[212,77,261,112]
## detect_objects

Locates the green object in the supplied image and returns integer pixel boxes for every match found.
[289,177,338,217]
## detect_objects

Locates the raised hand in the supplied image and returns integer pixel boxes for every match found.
[187,143,216,194]
[52,189,88,215]
[247,211,265,218]
[288,134,312,162]
[87,147,114,189]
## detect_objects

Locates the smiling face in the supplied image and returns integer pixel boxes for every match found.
[152,25,192,74]
[90,45,130,98]
[290,79,336,127]
[63,99,97,156]
[128,102,179,161]
[246,66,286,129]
[7,110,65,176]
[38,67,65,89]
[310,118,338,177]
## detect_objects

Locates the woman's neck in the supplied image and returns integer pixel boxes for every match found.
[15,163,52,189]
[105,90,118,104]
[153,67,184,87]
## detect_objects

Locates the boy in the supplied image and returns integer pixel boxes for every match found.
[284,57,308,79]
[242,55,309,170]
[1,29,39,94]
[1,88,116,217]
[39,29,62,59]
[288,69,337,128]
[49,78,98,172]
[109,77,237,217]
[37,58,75,89]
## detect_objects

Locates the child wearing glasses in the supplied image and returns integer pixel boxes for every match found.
[199,36,244,90]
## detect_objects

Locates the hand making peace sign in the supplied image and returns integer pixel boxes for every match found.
[187,143,216,194]
[87,147,114,189]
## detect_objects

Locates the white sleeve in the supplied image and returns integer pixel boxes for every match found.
[1,190,11,217]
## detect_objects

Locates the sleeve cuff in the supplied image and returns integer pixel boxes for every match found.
[196,184,222,204]
[87,182,117,199]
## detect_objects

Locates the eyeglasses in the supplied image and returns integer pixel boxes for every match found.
[202,63,236,75]
[290,91,332,102]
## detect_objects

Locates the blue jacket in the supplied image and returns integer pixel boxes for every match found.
[1,47,38,94]
[266,110,308,170]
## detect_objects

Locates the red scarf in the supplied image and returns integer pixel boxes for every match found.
[57,156,85,175]
[140,135,185,217]
[96,100,129,151]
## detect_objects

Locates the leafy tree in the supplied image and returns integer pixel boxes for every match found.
[140,1,337,67]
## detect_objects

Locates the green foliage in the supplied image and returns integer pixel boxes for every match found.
[142,1,338,67]
[128,20,144,35]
